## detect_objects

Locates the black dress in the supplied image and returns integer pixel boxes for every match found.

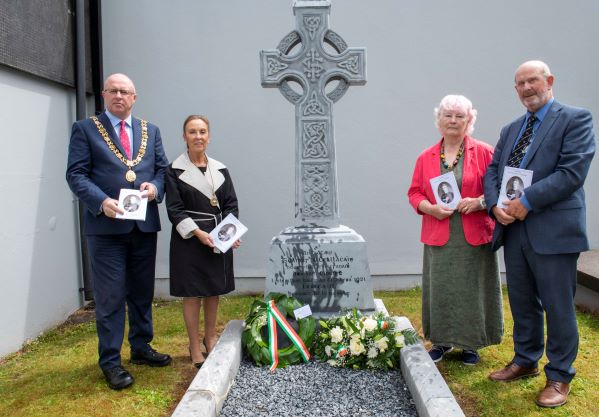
[165,153,238,297]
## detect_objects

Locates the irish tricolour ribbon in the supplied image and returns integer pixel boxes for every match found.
[267,299,310,372]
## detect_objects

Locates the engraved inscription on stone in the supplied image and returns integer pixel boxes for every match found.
[267,230,375,314]
[276,250,361,302]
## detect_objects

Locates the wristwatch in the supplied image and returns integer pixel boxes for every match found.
[479,197,487,209]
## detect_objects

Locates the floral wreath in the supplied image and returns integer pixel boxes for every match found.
[314,308,420,370]
[242,293,316,369]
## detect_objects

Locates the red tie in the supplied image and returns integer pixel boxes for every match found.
[120,120,132,159]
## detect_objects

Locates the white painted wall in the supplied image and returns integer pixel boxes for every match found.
[101,0,599,294]
[0,67,81,357]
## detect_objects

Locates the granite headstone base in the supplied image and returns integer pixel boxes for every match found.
[265,225,375,316]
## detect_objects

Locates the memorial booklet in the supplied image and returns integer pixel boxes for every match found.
[209,213,248,253]
[429,171,461,210]
[497,167,533,208]
[115,189,148,221]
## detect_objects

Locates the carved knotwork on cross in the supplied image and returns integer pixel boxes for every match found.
[260,0,366,227]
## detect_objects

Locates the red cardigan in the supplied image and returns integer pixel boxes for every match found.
[407,136,495,246]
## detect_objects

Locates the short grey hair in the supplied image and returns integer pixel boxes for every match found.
[434,94,477,136]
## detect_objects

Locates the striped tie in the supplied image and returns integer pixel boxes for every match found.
[507,114,536,167]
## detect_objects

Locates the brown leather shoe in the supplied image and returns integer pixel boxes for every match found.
[488,361,539,382]
[535,380,570,408]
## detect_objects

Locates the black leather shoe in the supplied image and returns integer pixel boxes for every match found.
[103,365,134,390]
[130,347,172,367]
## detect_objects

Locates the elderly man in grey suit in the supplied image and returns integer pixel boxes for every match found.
[484,60,595,408]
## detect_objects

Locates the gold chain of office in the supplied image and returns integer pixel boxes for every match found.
[91,116,148,182]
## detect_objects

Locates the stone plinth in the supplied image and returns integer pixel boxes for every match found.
[265,225,375,315]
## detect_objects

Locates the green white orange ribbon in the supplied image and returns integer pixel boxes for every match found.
[335,346,349,358]
[267,299,310,372]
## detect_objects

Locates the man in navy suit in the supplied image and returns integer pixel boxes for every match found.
[66,73,171,390]
[484,61,595,407]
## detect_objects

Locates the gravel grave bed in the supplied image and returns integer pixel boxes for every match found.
[220,358,417,417]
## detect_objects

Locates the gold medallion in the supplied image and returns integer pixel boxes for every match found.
[126,169,136,182]
[210,196,219,206]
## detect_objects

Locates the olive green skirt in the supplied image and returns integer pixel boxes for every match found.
[422,213,504,350]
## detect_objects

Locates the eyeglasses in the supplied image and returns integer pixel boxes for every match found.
[103,89,135,96]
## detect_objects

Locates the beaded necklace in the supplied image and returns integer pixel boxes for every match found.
[440,140,465,170]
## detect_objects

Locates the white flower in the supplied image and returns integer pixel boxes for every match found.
[395,333,405,347]
[349,337,365,355]
[394,316,414,332]
[330,326,344,343]
[325,345,332,357]
[256,316,267,327]
[375,336,389,352]
[327,359,339,367]
[367,346,378,358]
[363,318,377,331]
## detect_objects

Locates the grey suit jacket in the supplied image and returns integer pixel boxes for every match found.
[484,100,596,254]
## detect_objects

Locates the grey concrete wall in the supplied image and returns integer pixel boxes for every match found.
[0,67,81,356]
[100,0,599,293]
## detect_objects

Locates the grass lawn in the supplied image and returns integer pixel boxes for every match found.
[1,289,598,417]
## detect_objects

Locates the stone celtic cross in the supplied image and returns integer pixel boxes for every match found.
[260,0,366,228]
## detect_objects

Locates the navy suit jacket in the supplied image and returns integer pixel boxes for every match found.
[484,101,595,254]
[66,112,169,235]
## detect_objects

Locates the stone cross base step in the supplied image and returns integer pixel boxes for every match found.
[265,225,375,316]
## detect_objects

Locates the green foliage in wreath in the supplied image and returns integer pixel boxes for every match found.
[241,293,316,368]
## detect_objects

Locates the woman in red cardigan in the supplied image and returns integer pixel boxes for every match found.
[407,95,503,365]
